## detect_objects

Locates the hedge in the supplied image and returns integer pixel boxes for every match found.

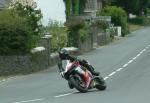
[97,6,129,36]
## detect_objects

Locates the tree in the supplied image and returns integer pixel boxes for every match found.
[97,6,129,36]
[0,3,43,55]
[47,20,68,52]
[139,0,150,15]
[113,0,140,15]
[112,0,150,16]
[11,2,43,35]
[0,10,35,55]
[63,0,87,19]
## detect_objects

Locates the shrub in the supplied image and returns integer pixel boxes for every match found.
[97,6,129,36]
[11,2,43,36]
[146,8,150,16]
[92,20,109,30]
[0,3,43,55]
[129,16,150,26]
[48,20,68,52]
[0,10,37,55]
[66,17,89,47]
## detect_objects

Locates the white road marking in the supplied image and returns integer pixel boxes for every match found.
[104,77,109,80]
[108,72,116,77]
[13,98,45,103]
[128,60,133,64]
[123,63,128,68]
[133,57,137,60]
[116,68,123,72]
[140,51,143,54]
[54,92,76,98]
[146,46,149,49]
[142,49,146,52]
[136,54,141,57]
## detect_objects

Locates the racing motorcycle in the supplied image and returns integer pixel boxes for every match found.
[58,59,107,93]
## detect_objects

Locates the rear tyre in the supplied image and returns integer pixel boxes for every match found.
[69,75,88,93]
[95,76,107,90]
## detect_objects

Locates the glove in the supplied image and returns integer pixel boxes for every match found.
[82,59,88,64]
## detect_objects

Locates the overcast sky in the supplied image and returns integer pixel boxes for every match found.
[35,0,66,26]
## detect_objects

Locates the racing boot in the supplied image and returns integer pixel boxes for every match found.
[87,65,100,76]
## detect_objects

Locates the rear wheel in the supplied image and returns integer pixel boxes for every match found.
[69,75,88,93]
[95,76,107,90]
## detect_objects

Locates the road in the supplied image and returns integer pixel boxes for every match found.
[0,27,150,103]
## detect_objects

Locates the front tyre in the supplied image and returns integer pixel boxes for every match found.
[95,76,107,90]
[69,75,88,93]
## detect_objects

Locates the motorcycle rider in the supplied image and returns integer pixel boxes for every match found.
[58,48,100,76]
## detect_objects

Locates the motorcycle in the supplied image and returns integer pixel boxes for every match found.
[58,59,107,93]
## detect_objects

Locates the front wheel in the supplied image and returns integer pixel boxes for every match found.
[95,76,107,90]
[69,75,88,93]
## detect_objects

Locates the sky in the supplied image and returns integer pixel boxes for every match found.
[35,0,66,26]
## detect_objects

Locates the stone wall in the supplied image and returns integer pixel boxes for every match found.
[0,35,51,76]
[97,30,111,46]
[78,33,93,52]
[0,49,48,76]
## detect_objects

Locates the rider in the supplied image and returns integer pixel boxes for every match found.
[58,48,100,76]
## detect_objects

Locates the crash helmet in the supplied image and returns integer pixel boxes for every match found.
[58,48,69,60]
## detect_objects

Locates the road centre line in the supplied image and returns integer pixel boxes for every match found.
[116,68,123,72]
[140,51,143,54]
[146,46,149,49]
[54,92,76,98]
[128,60,133,64]
[133,56,137,60]
[108,72,116,77]
[142,49,146,52]
[13,98,45,103]
[136,53,141,57]
[104,77,109,80]
[123,63,128,68]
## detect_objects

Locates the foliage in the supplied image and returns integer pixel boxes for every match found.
[112,0,150,16]
[78,23,89,42]
[92,20,109,30]
[0,2,43,55]
[0,10,37,55]
[146,8,150,16]
[66,17,89,47]
[11,2,43,36]
[63,0,87,19]
[48,20,68,52]
[129,16,150,26]
[97,6,129,36]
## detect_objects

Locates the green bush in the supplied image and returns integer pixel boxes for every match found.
[11,2,43,36]
[0,10,38,55]
[97,6,129,36]
[92,20,109,30]
[48,20,68,52]
[129,17,150,26]
[66,17,89,47]
[146,8,150,16]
